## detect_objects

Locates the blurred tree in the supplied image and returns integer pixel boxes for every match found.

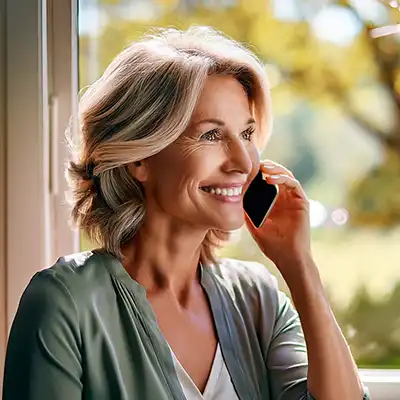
[78,1,400,367]
[79,0,400,226]
[348,149,400,226]
[82,0,400,139]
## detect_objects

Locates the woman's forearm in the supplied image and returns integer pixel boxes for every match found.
[280,254,364,400]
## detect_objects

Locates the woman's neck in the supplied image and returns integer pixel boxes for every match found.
[121,217,207,297]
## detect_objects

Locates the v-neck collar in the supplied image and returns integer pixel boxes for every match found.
[170,344,224,399]
[97,251,258,400]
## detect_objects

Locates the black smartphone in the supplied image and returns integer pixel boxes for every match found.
[243,170,279,228]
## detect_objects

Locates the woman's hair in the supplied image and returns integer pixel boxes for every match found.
[67,26,272,263]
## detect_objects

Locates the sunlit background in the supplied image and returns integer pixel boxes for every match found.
[78,0,400,369]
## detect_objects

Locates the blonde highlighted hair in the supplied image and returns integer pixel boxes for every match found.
[67,26,272,263]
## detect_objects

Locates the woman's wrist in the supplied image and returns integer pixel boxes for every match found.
[274,251,322,291]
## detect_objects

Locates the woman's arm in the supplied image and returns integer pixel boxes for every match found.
[247,161,367,400]
[281,254,364,400]
[2,270,83,400]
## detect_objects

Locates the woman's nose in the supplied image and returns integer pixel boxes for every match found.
[223,138,253,175]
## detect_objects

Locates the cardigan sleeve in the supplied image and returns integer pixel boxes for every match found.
[2,271,83,400]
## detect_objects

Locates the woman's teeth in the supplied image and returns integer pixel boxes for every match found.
[202,186,243,196]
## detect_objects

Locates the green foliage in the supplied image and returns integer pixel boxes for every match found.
[338,283,400,368]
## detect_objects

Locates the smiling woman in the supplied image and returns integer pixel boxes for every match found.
[68,28,270,263]
[2,26,369,400]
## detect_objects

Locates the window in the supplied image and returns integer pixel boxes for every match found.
[1,0,79,385]
[78,0,400,362]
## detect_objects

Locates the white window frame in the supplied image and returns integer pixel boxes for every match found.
[6,0,51,331]
[5,0,79,325]
[0,0,399,398]
[1,0,79,387]
[360,369,400,400]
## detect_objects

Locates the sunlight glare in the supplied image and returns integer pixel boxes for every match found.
[311,6,362,46]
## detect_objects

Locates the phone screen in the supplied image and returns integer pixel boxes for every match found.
[243,170,279,228]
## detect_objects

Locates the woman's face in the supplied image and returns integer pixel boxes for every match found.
[142,75,260,232]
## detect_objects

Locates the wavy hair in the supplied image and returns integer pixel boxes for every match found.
[66,26,272,263]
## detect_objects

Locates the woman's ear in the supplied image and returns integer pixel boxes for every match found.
[128,160,148,182]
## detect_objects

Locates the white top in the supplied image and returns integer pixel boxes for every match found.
[171,344,240,400]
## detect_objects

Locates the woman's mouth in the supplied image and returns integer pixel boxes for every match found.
[200,185,244,203]
[201,186,243,196]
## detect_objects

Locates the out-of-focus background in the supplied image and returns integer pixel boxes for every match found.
[0,0,399,397]
[79,0,400,370]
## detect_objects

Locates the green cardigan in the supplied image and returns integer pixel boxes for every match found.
[2,251,369,399]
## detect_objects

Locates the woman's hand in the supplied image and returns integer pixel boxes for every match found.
[245,160,311,282]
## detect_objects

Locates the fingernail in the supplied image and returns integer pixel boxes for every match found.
[263,164,275,169]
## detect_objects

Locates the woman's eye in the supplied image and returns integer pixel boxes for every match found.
[200,129,221,142]
[241,127,255,141]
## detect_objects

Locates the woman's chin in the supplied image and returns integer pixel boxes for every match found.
[214,215,245,232]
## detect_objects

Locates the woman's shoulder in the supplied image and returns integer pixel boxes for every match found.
[22,251,116,311]
[35,250,105,283]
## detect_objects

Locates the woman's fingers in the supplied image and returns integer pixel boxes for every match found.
[260,160,308,200]
[264,173,308,201]
[260,160,295,178]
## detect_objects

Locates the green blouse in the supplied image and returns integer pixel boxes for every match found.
[2,251,369,399]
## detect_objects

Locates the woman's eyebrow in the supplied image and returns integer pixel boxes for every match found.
[193,117,256,127]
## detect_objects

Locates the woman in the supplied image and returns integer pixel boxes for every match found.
[3,27,369,400]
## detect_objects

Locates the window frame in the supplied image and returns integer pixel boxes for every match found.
[5,0,79,326]
[5,0,51,358]
[1,0,79,388]
[360,369,400,399]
